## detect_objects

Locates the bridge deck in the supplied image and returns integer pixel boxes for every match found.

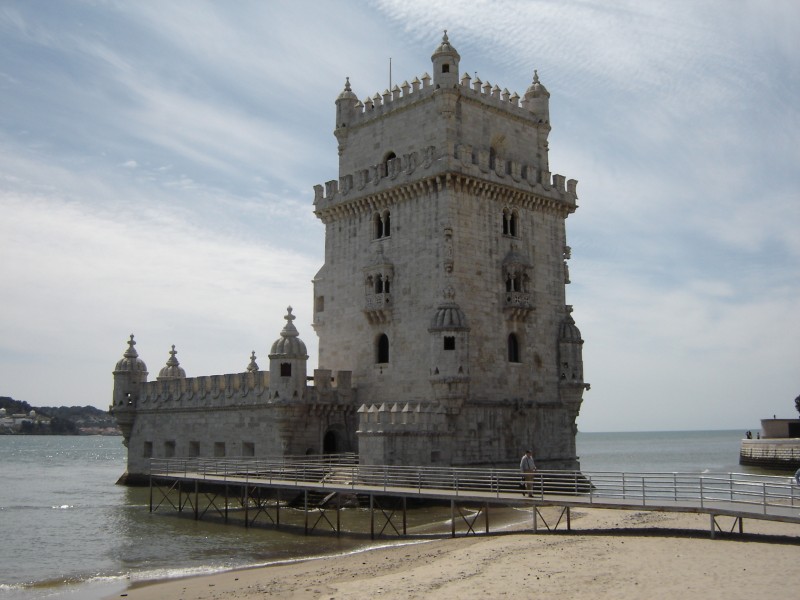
[147,458,800,538]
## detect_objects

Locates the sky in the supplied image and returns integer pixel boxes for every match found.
[1,0,798,433]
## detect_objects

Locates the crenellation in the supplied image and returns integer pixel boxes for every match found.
[315,140,577,209]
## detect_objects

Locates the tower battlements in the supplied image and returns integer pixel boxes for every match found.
[313,141,578,218]
[340,70,547,129]
[357,402,447,434]
[112,368,353,411]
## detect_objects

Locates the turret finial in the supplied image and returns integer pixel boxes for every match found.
[533,69,540,84]
[166,345,179,367]
[124,334,138,358]
[247,350,259,372]
[344,76,351,92]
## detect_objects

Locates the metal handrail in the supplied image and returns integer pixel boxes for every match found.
[149,457,799,515]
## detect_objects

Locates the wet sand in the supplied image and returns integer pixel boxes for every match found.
[106,507,800,600]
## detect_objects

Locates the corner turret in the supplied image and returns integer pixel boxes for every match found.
[431,30,460,89]
[558,306,586,386]
[334,77,360,155]
[111,334,147,447]
[269,307,309,400]
[521,70,550,123]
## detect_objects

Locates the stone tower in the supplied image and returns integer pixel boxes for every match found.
[312,33,589,468]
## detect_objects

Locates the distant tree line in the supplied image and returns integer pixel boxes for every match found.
[1,396,117,435]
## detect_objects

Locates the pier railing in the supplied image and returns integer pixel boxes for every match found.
[149,457,800,517]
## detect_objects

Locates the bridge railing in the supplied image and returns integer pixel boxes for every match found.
[149,457,799,515]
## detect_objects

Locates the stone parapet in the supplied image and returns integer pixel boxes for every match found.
[341,72,547,130]
[112,369,353,411]
[357,402,447,433]
[314,143,578,219]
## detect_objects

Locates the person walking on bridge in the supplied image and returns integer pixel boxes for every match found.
[520,450,537,497]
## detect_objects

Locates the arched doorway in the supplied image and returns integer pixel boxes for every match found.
[323,429,338,454]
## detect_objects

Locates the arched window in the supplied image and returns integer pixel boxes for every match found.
[489,147,496,170]
[373,211,391,239]
[508,333,520,363]
[375,275,383,293]
[502,208,518,237]
[383,211,391,236]
[376,334,389,364]
[280,362,292,377]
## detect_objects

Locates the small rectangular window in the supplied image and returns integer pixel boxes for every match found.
[189,441,200,457]
[143,441,153,458]
[164,440,175,458]
[442,64,450,73]
[242,442,255,457]
[444,336,455,350]
[214,442,226,457]
[315,296,324,312]
[280,362,292,377]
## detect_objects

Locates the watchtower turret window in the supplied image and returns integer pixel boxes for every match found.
[376,334,389,364]
[280,362,292,377]
[374,210,391,239]
[444,336,455,350]
[508,333,520,363]
[442,64,450,73]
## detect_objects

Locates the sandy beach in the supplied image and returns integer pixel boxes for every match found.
[106,507,800,600]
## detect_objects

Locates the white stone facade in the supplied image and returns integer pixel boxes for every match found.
[313,33,588,468]
[111,33,589,481]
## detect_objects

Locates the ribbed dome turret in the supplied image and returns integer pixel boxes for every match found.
[559,306,583,342]
[115,334,147,373]
[524,70,549,99]
[157,345,186,380]
[430,286,469,331]
[522,70,550,122]
[270,307,308,358]
[337,77,358,102]
[431,30,460,88]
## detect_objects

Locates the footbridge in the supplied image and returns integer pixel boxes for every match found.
[147,456,800,539]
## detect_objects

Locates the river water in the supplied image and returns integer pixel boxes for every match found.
[0,430,776,599]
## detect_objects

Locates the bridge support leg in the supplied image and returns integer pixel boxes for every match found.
[149,475,153,513]
[485,503,490,534]
[403,497,407,535]
[304,490,309,536]
[244,486,249,528]
[277,489,281,528]
[369,494,374,540]
[194,480,199,521]
[451,500,456,538]
[567,507,571,531]
[710,514,715,539]
[224,485,229,523]
[533,506,538,533]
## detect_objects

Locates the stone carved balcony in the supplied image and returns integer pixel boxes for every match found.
[364,292,392,324]
[503,290,533,322]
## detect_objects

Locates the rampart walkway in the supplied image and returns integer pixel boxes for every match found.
[148,456,800,539]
